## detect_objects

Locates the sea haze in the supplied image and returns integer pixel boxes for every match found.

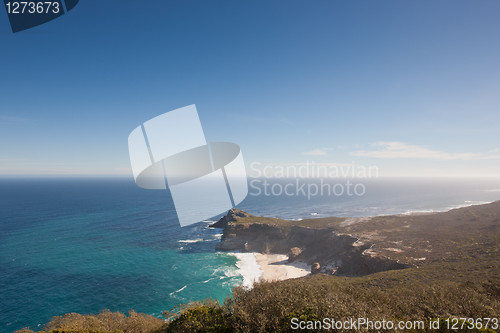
[1,177,500,332]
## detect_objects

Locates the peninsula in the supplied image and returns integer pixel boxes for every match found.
[213,201,500,279]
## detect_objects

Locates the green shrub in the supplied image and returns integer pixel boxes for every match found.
[160,300,231,333]
[15,310,164,333]
[280,308,319,332]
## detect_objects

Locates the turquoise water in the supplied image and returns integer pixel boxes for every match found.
[1,177,500,332]
[0,178,241,332]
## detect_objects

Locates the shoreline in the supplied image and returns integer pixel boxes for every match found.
[228,252,310,288]
[265,200,493,220]
[255,253,310,282]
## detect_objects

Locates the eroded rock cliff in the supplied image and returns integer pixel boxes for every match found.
[212,209,409,276]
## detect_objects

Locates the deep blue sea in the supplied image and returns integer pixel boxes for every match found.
[1,177,500,332]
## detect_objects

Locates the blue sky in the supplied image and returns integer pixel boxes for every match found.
[0,0,499,177]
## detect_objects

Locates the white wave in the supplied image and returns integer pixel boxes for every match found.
[200,277,219,284]
[210,265,237,278]
[444,201,491,210]
[400,200,492,216]
[227,252,263,289]
[401,209,436,215]
[177,238,204,243]
[310,213,320,216]
[178,236,221,243]
[169,284,188,296]
[223,266,239,278]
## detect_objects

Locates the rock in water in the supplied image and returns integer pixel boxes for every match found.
[311,262,321,274]
[287,247,302,262]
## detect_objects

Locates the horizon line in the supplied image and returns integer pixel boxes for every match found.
[1,174,500,179]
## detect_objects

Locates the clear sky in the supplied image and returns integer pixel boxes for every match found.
[1,0,499,177]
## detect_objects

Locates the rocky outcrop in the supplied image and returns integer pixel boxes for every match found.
[210,209,253,229]
[215,210,409,277]
[287,247,302,262]
[311,262,321,274]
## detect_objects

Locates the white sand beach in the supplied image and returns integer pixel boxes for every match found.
[254,253,310,282]
[229,252,310,288]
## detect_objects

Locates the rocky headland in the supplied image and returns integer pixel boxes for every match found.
[212,201,500,277]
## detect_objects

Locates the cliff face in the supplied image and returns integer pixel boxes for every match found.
[213,210,408,276]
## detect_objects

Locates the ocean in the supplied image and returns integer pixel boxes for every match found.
[1,177,500,332]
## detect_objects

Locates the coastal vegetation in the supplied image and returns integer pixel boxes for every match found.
[16,269,500,332]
